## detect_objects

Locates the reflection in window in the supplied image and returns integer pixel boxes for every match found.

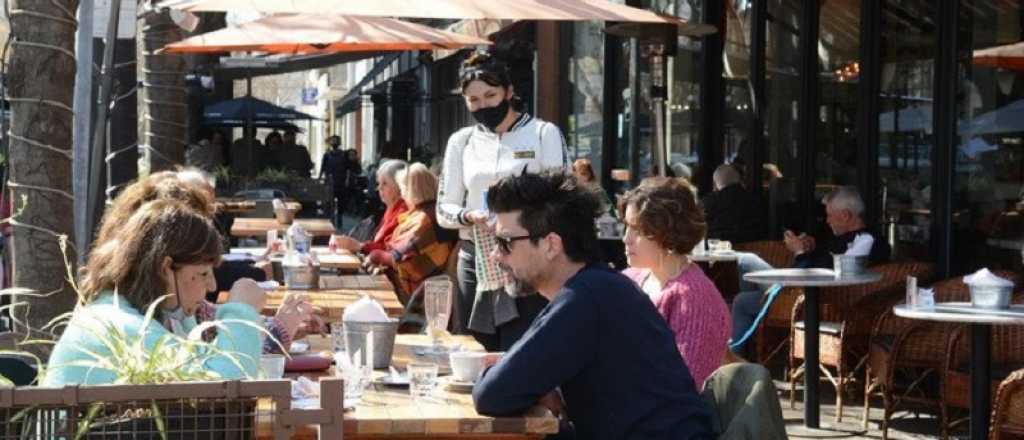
[878,0,936,263]
[955,0,1024,274]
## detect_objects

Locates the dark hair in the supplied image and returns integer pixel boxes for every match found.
[80,200,223,311]
[617,177,706,255]
[459,51,512,93]
[486,170,603,264]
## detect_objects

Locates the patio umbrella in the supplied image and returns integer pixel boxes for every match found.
[960,98,1024,135]
[162,15,493,54]
[203,95,318,125]
[973,41,1024,70]
[156,0,716,36]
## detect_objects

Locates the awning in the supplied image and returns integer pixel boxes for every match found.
[161,14,492,54]
[334,53,403,117]
[157,0,715,36]
[204,95,318,125]
[212,51,385,80]
[974,41,1024,70]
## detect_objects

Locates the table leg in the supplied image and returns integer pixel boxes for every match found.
[804,286,820,428]
[970,323,991,440]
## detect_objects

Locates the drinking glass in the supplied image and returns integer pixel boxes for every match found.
[407,362,439,403]
[423,275,453,353]
[331,322,346,353]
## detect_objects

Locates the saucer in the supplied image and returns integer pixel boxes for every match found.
[444,378,475,394]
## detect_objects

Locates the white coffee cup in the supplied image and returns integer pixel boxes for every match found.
[449,351,487,383]
[260,354,286,379]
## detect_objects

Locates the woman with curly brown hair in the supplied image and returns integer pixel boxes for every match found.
[619,177,730,387]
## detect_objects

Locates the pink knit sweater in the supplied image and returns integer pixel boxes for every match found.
[623,265,731,387]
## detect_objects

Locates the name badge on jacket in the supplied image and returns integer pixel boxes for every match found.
[513,150,536,159]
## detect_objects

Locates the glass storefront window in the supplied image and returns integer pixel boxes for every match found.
[953,1,1024,274]
[567,22,606,174]
[764,0,803,235]
[878,0,937,263]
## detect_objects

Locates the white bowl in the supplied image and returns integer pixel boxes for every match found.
[449,351,487,383]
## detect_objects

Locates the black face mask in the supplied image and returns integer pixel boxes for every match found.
[471,98,511,132]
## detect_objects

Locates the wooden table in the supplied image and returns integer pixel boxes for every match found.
[744,268,882,429]
[231,246,362,271]
[894,303,1024,440]
[215,198,256,214]
[261,335,558,439]
[231,218,336,238]
[218,274,403,321]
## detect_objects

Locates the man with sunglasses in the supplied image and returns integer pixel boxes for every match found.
[473,170,713,440]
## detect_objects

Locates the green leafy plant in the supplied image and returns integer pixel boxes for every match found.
[0,235,282,439]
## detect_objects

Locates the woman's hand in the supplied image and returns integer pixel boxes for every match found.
[329,234,360,253]
[275,293,320,340]
[464,210,491,225]
[366,249,395,268]
[227,278,267,312]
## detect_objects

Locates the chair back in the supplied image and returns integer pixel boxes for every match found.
[701,363,787,440]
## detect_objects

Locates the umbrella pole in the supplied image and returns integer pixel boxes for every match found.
[86,0,121,243]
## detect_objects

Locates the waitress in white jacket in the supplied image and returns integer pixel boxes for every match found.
[437,51,569,351]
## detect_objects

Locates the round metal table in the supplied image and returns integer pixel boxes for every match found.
[743,268,882,429]
[893,303,1024,439]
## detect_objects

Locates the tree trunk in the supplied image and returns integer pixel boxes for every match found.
[137,3,187,174]
[7,0,79,344]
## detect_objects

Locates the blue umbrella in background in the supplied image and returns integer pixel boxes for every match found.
[203,95,317,126]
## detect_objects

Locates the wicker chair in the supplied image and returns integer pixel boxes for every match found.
[787,261,933,423]
[732,241,798,364]
[940,318,1024,439]
[990,367,1024,440]
[863,272,1020,440]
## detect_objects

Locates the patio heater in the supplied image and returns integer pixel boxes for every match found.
[607,23,677,177]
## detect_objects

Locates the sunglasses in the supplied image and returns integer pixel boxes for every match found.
[495,234,544,255]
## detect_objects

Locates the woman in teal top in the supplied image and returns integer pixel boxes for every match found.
[42,200,266,386]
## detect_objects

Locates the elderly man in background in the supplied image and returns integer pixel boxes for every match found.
[700,164,766,244]
[729,186,890,357]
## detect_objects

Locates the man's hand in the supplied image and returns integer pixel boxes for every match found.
[783,230,815,255]
[538,391,565,418]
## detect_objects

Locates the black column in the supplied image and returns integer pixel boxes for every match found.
[600,32,619,191]
[932,0,959,279]
[798,0,821,232]
[857,0,882,231]
[697,0,725,194]
[749,0,767,196]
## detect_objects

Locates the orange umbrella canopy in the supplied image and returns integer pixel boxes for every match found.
[974,41,1024,70]
[162,15,493,54]
[157,0,715,36]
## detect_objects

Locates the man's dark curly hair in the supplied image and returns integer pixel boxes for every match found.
[486,169,604,264]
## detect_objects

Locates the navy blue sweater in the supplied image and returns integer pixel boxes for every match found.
[473,265,713,440]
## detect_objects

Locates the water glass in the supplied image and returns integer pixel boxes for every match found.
[331,322,346,353]
[423,276,453,349]
[407,362,439,403]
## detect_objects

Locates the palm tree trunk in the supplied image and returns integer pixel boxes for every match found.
[7,0,79,344]
[137,2,187,174]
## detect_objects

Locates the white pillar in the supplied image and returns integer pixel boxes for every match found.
[360,94,375,168]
